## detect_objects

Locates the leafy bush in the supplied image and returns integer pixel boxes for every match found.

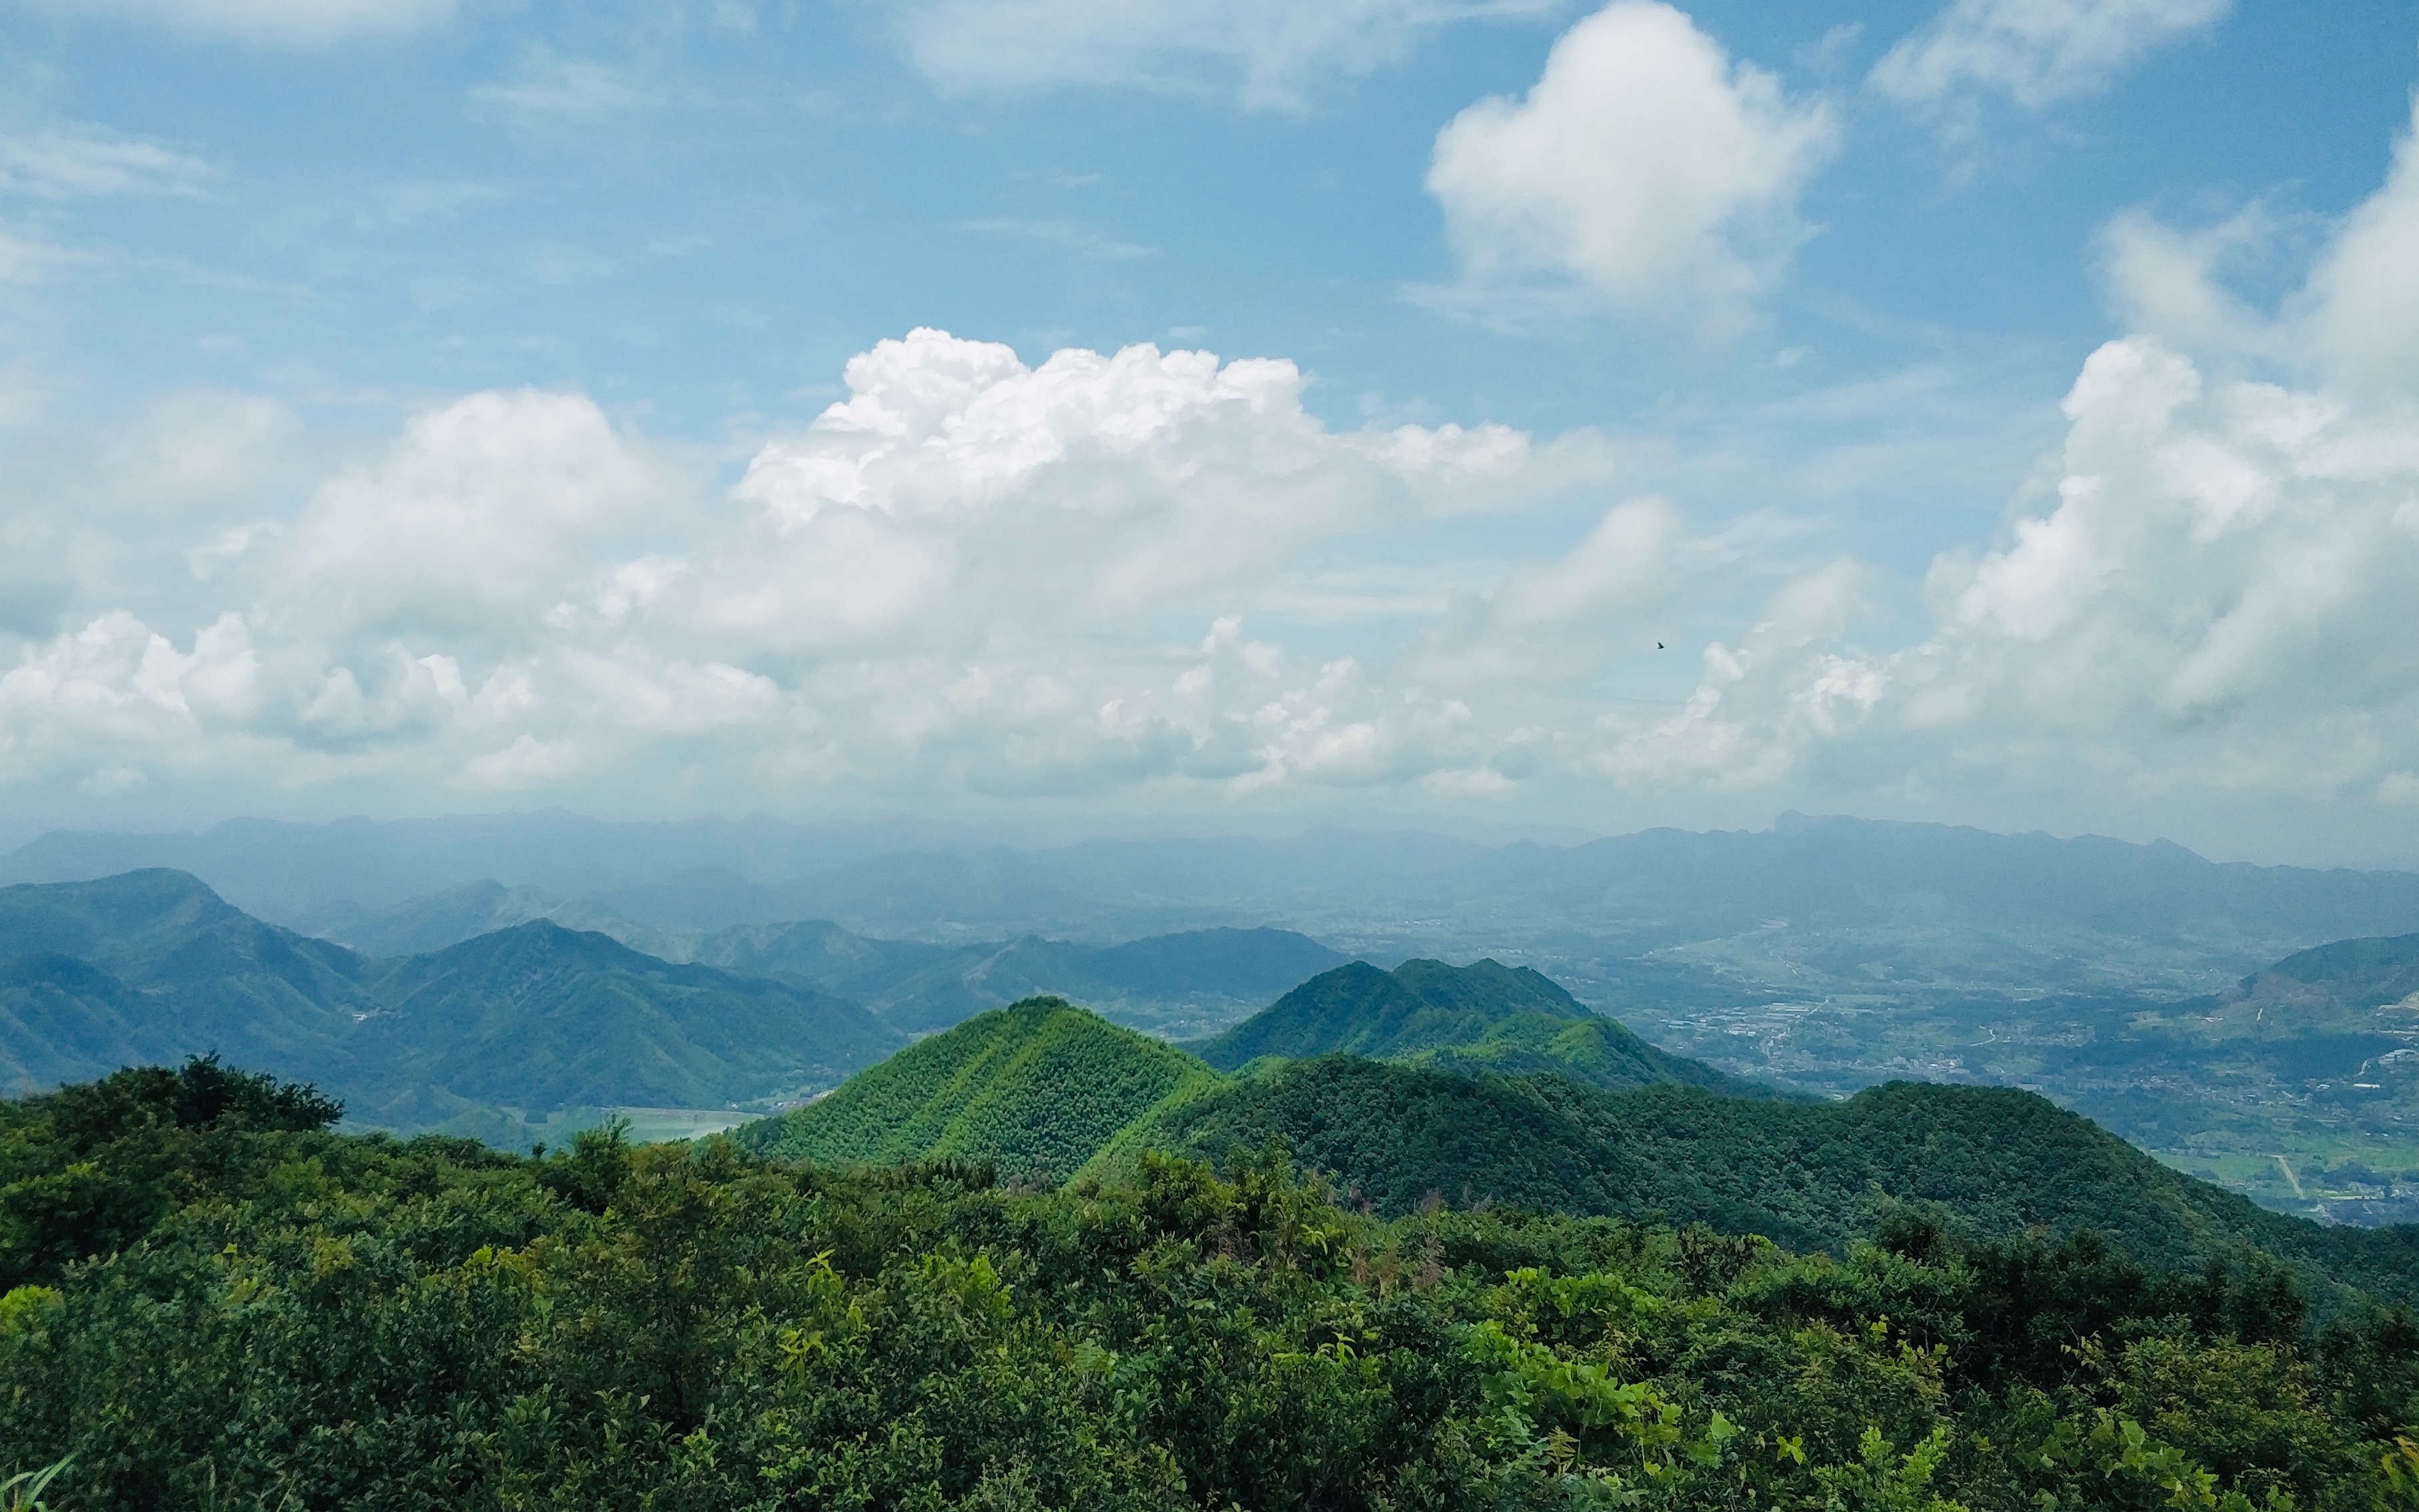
[4,1062,2418,1510]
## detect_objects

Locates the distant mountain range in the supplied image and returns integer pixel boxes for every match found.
[0,871,904,1139]
[304,878,1347,1039]
[0,869,1352,1136]
[17,813,2419,981]
[9,807,2419,1221]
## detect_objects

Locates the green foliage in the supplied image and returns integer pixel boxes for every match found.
[6,1062,2419,1509]
[1190,956,1768,1097]
[735,998,1224,1180]
[359,920,901,1117]
[1,1457,71,1512]
[1147,1057,2419,1300]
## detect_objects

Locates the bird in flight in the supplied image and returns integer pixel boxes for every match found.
[1656,641,1666,650]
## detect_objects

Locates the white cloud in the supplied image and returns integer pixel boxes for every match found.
[0,329,1633,809]
[893,0,1554,110]
[1424,1,1837,339]
[1615,104,2419,819]
[9,0,458,45]
[1406,498,1686,687]
[278,387,665,645]
[2297,95,2419,395]
[961,219,1158,261]
[2100,95,2419,395]
[1871,0,2227,112]
[1874,335,2419,805]
[9,84,2419,859]
[2099,205,2278,360]
[0,224,83,285]
[0,124,212,199]
[469,52,657,124]
[716,328,1590,646]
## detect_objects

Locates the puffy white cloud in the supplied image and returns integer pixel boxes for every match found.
[277,387,664,645]
[1618,108,2419,822]
[7,0,458,46]
[9,111,2419,855]
[1871,0,2228,112]
[715,329,1588,650]
[1872,335,2419,808]
[893,0,1553,110]
[2297,96,2419,395]
[0,329,1640,809]
[1592,557,1879,791]
[1425,1,1837,339]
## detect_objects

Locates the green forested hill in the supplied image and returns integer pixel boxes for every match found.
[1191,956,1762,1095]
[1141,1055,2419,1299]
[355,921,902,1126]
[0,869,373,1092]
[2227,930,2419,1015]
[736,997,1221,1178]
[1191,958,1570,1067]
[0,873,904,1127]
[8,1059,2419,1511]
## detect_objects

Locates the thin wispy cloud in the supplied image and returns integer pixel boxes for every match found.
[0,124,213,199]
[470,52,658,125]
[11,0,460,46]
[961,218,1159,261]
[895,0,1558,110]
[1872,0,2230,113]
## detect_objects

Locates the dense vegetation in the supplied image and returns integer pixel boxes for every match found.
[733,980,1780,1186]
[1190,959,1764,1096]
[1143,1057,2419,1301]
[736,998,1222,1179]
[9,1059,2419,1511]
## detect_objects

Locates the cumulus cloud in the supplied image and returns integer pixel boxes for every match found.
[10,81,2419,842]
[1871,0,2228,113]
[278,388,664,645]
[2100,95,2419,397]
[1880,337,2419,806]
[892,0,1553,110]
[0,330,1632,807]
[1424,1,1837,339]
[716,329,1583,644]
[7,0,458,45]
[2297,95,2419,395]
[1616,99,2419,820]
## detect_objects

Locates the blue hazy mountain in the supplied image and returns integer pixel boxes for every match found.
[0,871,901,1127]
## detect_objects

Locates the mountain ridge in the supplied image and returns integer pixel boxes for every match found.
[0,872,905,1129]
[735,997,1220,1179]
[1191,956,1767,1097]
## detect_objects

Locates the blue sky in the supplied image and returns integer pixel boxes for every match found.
[3,0,2419,863]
